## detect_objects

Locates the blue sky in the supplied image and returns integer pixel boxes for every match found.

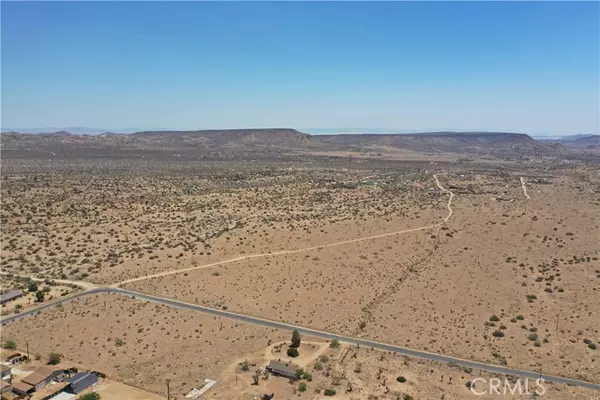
[1,1,598,135]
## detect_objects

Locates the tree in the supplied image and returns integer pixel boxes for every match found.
[48,352,62,365]
[291,329,301,348]
[2,340,17,350]
[252,369,261,385]
[27,279,38,292]
[78,394,100,400]
[35,290,45,303]
[287,347,299,358]
[330,339,340,348]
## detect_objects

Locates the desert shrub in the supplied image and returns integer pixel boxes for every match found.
[77,393,100,400]
[324,388,336,396]
[397,376,407,383]
[589,343,598,350]
[492,330,504,338]
[330,339,340,348]
[48,352,62,365]
[319,355,329,363]
[2,340,17,350]
[528,333,539,341]
[240,360,249,371]
[298,382,307,392]
[114,338,125,347]
[314,362,323,371]
[489,315,500,322]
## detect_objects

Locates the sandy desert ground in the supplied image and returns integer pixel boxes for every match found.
[2,294,597,400]
[1,155,599,398]
[123,169,600,383]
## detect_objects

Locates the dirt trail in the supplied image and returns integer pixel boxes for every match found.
[264,341,330,368]
[0,272,98,290]
[520,176,531,199]
[118,174,455,286]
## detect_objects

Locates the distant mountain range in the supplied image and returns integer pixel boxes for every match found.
[4,127,594,138]
[1,128,575,159]
[0,127,145,135]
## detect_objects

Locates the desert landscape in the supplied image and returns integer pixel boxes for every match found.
[1,129,599,399]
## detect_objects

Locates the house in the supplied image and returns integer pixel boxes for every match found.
[0,366,11,381]
[0,390,20,400]
[4,354,27,365]
[0,291,23,305]
[11,381,34,396]
[20,367,66,392]
[0,380,11,394]
[30,382,69,400]
[265,360,297,380]
[66,372,98,394]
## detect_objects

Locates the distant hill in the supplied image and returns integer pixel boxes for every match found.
[555,135,599,149]
[0,128,571,159]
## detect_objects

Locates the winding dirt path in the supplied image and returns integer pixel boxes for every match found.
[118,174,455,286]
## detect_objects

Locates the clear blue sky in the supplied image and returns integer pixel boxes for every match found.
[1,1,598,135]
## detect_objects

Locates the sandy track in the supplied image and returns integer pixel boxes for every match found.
[520,176,531,199]
[118,174,455,286]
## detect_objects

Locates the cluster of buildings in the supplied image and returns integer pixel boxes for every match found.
[0,353,98,400]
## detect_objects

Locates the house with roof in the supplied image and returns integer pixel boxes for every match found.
[66,372,98,394]
[0,380,11,395]
[15,366,66,394]
[4,353,27,365]
[0,366,11,381]
[265,360,298,380]
[0,291,23,305]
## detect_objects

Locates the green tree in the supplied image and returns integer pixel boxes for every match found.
[35,290,45,303]
[48,352,62,365]
[27,279,38,292]
[2,340,17,350]
[329,339,340,348]
[291,329,301,348]
[287,347,299,358]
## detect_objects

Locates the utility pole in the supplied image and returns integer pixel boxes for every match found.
[26,341,30,360]
[166,379,170,400]
[555,312,560,333]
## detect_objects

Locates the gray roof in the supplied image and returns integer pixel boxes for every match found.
[0,290,23,303]
[68,372,98,394]
[266,360,297,377]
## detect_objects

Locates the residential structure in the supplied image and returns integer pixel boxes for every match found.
[265,360,297,380]
[20,367,66,392]
[67,372,98,394]
[0,291,23,305]
[4,354,27,365]
[0,366,11,381]
[0,380,11,395]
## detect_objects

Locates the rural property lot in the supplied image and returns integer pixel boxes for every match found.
[1,293,289,399]
[124,171,600,383]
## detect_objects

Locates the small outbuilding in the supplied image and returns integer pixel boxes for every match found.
[4,353,27,365]
[67,372,98,394]
[0,365,11,381]
[265,360,297,380]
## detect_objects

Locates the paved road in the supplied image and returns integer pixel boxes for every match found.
[3,287,599,391]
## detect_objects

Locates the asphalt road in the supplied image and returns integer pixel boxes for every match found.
[2,287,599,391]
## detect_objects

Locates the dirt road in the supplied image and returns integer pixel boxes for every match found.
[520,176,531,199]
[119,174,455,285]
